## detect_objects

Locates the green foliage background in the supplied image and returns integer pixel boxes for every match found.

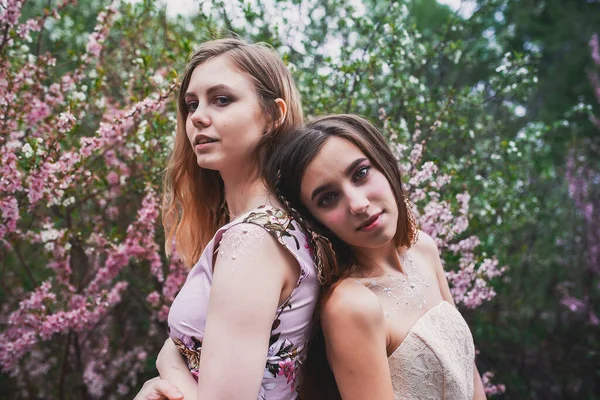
[2,0,599,398]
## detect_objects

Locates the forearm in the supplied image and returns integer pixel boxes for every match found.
[156,339,198,399]
[473,364,487,400]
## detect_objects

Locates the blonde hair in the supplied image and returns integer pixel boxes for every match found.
[163,38,303,267]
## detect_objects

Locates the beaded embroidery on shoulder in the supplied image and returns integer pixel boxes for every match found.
[216,205,301,264]
[217,223,267,262]
[358,252,433,317]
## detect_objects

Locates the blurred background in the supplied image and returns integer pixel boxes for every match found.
[0,0,598,398]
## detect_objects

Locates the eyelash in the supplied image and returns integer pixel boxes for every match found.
[318,193,337,207]
[354,165,370,181]
[186,96,232,113]
[317,165,371,207]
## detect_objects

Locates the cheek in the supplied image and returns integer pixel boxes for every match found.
[370,174,395,201]
[319,208,347,234]
[185,123,193,143]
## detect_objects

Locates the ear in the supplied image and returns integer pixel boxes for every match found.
[273,98,288,129]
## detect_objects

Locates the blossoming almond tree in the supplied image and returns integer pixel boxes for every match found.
[0,0,194,397]
[0,0,511,397]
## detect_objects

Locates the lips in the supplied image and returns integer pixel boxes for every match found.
[357,211,383,231]
[194,134,218,146]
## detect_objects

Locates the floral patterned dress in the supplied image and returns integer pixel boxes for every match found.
[168,206,319,399]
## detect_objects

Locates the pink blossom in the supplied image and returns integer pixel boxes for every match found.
[0,196,19,242]
[27,98,52,125]
[589,310,599,326]
[0,146,22,193]
[0,0,26,27]
[590,33,600,67]
[561,296,587,312]
[409,142,424,165]
[106,171,119,186]
[146,291,160,307]
[87,188,161,292]
[86,34,103,58]
[481,371,506,396]
[157,305,170,322]
[57,112,76,133]
[16,18,42,38]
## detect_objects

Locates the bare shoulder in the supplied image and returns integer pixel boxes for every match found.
[411,230,445,274]
[412,230,439,255]
[321,278,384,333]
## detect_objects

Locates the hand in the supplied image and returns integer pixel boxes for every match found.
[133,377,184,400]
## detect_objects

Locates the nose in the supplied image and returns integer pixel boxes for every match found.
[189,106,211,128]
[348,188,370,215]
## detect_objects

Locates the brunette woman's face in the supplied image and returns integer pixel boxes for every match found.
[300,136,399,250]
[184,55,269,173]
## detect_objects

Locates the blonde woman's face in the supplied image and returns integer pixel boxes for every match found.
[300,136,398,250]
[184,55,269,174]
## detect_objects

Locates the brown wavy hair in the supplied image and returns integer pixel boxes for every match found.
[163,38,303,267]
[264,114,416,398]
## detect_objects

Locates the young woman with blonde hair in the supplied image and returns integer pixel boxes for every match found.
[135,38,320,400]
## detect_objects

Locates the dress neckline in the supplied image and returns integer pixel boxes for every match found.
[387,300,453,358]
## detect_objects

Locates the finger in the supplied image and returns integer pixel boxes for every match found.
[153,380,184,400]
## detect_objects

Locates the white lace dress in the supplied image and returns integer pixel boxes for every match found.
[387,301,475,399]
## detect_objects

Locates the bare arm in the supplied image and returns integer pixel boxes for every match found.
[195,223,296,400]
[417,231,487,400]
[155,338,198,398]
[472,364,487,400]
[321,282,395,400]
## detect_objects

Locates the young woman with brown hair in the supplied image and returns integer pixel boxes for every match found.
[266,114,487,400]
[135,38,320,400]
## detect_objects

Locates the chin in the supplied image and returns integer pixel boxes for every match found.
[347,231,395,250]
[369,227,397,249]
[372,233,396,248]
[195,155,222,171]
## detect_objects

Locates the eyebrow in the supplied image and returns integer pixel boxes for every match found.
[310,157,368,201]
[184,84,233,98]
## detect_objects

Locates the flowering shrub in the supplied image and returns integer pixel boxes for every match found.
[0,0,516,397]
[0,0,191,397]
[560,33,600,326]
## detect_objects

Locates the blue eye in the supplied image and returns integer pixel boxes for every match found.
[318,193,338,207]
[214,96,231,105]
[186,101,198,112]
[354,166,370,181]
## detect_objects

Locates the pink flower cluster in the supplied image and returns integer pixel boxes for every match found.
[0,0,26,28]
[558,36,600,325]
[481,371,506,396]
[0,280,129,372]
[87,188,162,293]
[0,1,188,397]
[82,1,119,62]
[392,123,508,309]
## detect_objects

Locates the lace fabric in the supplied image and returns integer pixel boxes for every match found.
[387,301,475,400]
[360,252,433,316]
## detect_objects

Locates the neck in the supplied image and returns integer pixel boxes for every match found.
[220,168,274,219]
[354,240,405,277]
